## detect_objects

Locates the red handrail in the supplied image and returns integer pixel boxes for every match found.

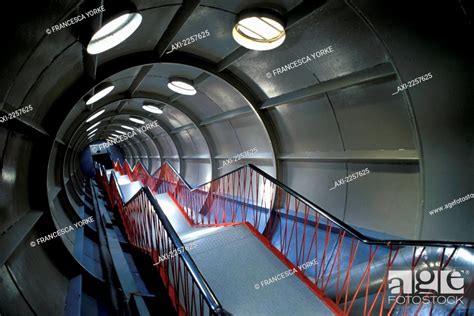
[109,160,473,316]
[95,164,229,316]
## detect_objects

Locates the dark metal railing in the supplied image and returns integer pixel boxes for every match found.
[95,164,230,316]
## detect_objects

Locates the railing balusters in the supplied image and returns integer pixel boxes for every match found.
[104,160,473,316]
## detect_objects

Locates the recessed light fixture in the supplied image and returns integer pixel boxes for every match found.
[86,109,106,122]
[121,125,134,131]
[116,130,126,135]
[129,117,145,124]
[142,105,163,114]
[86,121,101,131]
[88,128,98,135]
[86,4,143,55]
[86,82,114,105]
[232,9,286,51]
[167,78,196,95]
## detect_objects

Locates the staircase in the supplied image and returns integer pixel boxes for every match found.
[94,160,474,316]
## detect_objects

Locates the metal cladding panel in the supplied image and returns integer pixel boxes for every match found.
[182,160,212,186]
[52,195,76,250]
[0,265,35,315]
[155,134,178,157]
[328,79,416,150]
[137,76,174,98]
[4,2,78,108]
[0,0,76,99]
[164,6,237,62]
[202,0,301,14]
[152,107,189,129]
[173,92,223,120]
[225,115,272,157]
[97,6,178,65]
[109,66,142,82]
[9,42,83,123]
[150,158,162,174]
[230,48,318,99]
[179,128,209,156]
[101,76,136,97]
[344,163,420,239]
[0,132,33,233]
[281,161,347,220]
[142,138,160,157]
[7,237,68,315]
[284,0,387,82]
[350,0,473,240]
[163,105,194,126]
[175,130,199,156]
[148,63,204,81]
[139,64,204,98]
[198,76,250,112]
[204,122,244,156]
[267,95,344,153]
[131,140,147,157]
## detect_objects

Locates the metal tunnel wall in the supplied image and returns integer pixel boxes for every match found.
[0,0,472,315]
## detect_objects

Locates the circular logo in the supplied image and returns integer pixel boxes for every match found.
[46,28,51,34]
[266,72,272,79]
[254,283,260,290]
[30,241,36,247]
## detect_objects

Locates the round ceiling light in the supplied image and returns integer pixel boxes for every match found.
[86,121,101,131]
[142,105,163,114]
[86,109,106,122]
[86,82,114,105]
[232,9,286,51]
[167,78,196,95]
[121,125,134,130]
[129,117,145,124]
[87,12,143,55]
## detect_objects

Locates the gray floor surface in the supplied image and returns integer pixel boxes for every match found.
[155,193,335,316]
[111,172,335,315]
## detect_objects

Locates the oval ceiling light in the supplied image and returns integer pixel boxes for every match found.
[86,3,143,55]
[232,9,286,51]
[86,121,101,131]
[85,82,114,105]
[167,78,196,95]
[129,117,145,124]
[142,104,163,114]
[86,109,106,122]
[121,125,134,130]
[116,130,126,135]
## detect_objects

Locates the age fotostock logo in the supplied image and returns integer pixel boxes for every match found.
[388,269,465,305]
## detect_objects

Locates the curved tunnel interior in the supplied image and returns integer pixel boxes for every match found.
[0,0,472,315]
